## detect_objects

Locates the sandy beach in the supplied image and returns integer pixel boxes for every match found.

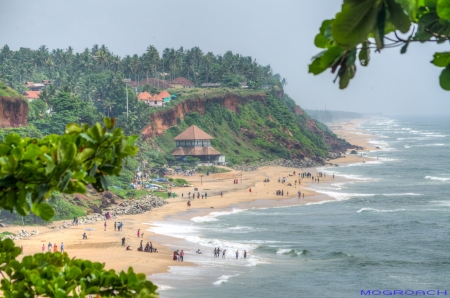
[10,118,376,279]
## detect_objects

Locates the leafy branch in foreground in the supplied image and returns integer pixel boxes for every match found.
[309,0,450,90]
[0,118,138,220]
[0,239,158,297]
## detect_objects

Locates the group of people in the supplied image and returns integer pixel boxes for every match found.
[43,242,65,253]
[138,240,157,252]
[212,247,247,260]
[72,217,80,225]
[182,191,208,199]
[173,250,184,261]
[114,221,124,231]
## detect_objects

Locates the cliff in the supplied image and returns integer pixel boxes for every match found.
[147,90,353,164]
[142,92,266,138]
[0,82,28,128]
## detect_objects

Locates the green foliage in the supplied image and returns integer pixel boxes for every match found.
[0,80,22,98]
[0,118,138,220]
[311,0,450,90]
[0,239,158,297]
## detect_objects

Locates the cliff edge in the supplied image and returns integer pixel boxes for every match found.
[0,81,28,128]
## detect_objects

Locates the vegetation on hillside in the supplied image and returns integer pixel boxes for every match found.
[154,93,346,165]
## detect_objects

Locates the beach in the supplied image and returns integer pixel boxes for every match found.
[11,118,375,278]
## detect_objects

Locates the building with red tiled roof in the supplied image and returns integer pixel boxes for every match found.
[169,77,195,89]
[158,90,171,99]
[137,91,152,101]
[22,91,40,101]
[172,125,225,164]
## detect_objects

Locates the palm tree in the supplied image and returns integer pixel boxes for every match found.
[101,97,115,117]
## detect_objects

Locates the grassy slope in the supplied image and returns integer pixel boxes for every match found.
[153,92,342,165]
[0,80,22,98]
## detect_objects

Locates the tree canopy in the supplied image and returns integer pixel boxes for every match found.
[309,0,450,90]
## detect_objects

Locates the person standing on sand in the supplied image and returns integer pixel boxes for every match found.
[114,221,117,231]
[205,192,207,199]
[53,243,57,253]
[182,193,184,198]
[104,221,107,231]
[187,200,191,208]
[48,242,52,252]
[121,237,125,246]
[180,250,184,262]
[61,242,65,253]
[42,244,45,252]
[137,229,140,238]
[221,191,223,198]
[236,250,239,260]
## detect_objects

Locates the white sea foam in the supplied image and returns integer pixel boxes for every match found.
[191,209,244,222]
[276,248,305,256]
[425,176,450,182]
[357,208,407,213]
[305,200,335,205]
[313,191,376,201]
[382,193,422,196]
[156,285,174,291]
[213,274,239,285]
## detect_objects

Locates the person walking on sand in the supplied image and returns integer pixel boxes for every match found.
[244,250,247,259]
[180,250,184,262]
[137,229,140,238]
[53,243,57,253]
[187,200,191,208]
[249,188,252,195]
[114,221,117,231]
[48,242,52,252]
[61,242,65,253]
[42,244,45,253]
[221,191,223,198]
[205,192,207,199]
[236,250,239,260]
[121,237,126,246]
[104,221,107,231]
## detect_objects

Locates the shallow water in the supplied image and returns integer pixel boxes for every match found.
[150,115,450,298]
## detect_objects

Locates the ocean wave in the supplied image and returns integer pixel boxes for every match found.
[357,208,407,213]
[313,191,376,201]
[191,209,244,222]
[329,251,353,258]
[276,248,308,256]
[305,200,335,205]
[425,176,450,182]
[383,193,422,196]
[156,285,174,291]
[213,274,239,285]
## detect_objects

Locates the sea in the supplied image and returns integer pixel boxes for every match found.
[149,115,450,298]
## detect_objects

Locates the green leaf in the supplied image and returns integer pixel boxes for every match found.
[439,66,450,89]
[103,118,116,130]
[332,0,380,49]
[65,123,82,134]
[32,202,54,221]
[374,3,387,50]
[400,39,411,53]
[386,0,412,33]
[308,58,326,74]
[432,51,450,66]
[437,0,450,19]
[314,34,329,48]
[80,133,96,143]
[359,42,370,66]
[76,148,95,162]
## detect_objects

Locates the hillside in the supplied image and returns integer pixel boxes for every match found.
[0,81,28,128]
[149,89,353,165]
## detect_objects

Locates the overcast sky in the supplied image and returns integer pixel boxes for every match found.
[1,0,449,115]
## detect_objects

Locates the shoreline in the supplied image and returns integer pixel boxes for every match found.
[10,117,377,282]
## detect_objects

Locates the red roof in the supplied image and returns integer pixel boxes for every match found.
[169,77,195,87]
[22,91,40,99]
[172,146,221,156]
[137,91,152,101]
[173,125,213,140]
[151,93,164,101]
[158,90,171,98]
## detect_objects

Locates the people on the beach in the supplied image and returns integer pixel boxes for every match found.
[137,229,140,238]
[53,243,57,252]
[121,237,126,246]
[42,244,45,252]
[61,242,65,253]
[196,249,202,254]
[222,249,226,259]
[244,250,247,259]
[114,221,117,231]
[104,221,107,231]
[214,247,217,257]
[235,250,239,259]
[48,242,52,252]
[83,232,88,239]
[126,246,131,250]
[180,250,184,262]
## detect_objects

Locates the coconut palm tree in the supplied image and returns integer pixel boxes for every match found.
[101,97,115,117]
